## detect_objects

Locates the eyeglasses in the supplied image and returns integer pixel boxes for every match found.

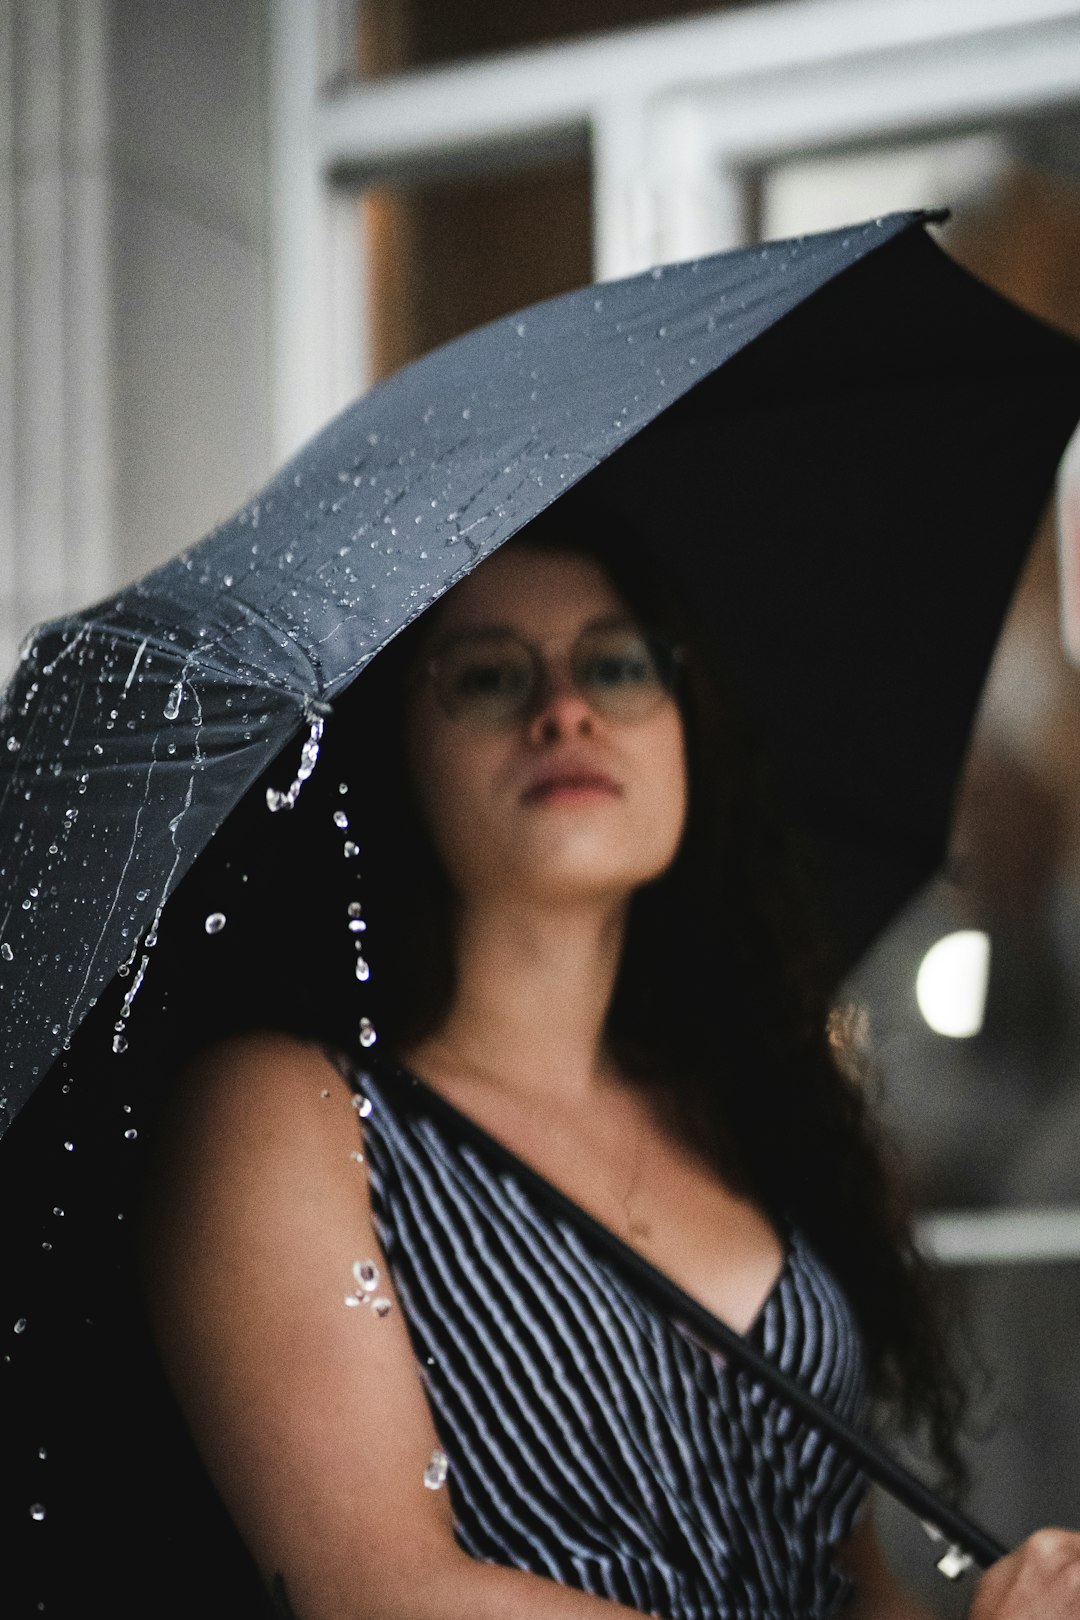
[419,621,684,729]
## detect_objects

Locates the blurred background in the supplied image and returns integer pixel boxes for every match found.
[4,0,1080,1609]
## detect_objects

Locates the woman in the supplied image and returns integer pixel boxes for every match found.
[139,505,1079,1619]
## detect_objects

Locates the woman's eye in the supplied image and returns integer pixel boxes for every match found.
[455,659,528,697]
[583,647,654,688]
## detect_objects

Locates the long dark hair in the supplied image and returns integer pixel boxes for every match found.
[136,492,966,1489]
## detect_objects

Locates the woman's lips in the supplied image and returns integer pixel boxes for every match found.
[521,774,622,805]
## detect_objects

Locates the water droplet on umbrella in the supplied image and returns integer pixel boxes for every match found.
[30,1503,45,1522]
[136,890,149,902]
[333,810,348,830]
[14,1317,26,1334]
[351,1093,372,1117]
[163,683,183,720]
[372,1297,392,1318]
[343,841,359,859]
[1,944,12,961]
[344,1294,362,1307]
[349,1149,364,1164]
[353,1259,378,1291]
[204,912,226,935]
[358,1019,377,1048]
[423,1449,448,1490]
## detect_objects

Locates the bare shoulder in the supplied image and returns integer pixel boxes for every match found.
[139,1031,461,1614]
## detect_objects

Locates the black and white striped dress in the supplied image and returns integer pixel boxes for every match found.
[351,1059,869,1619]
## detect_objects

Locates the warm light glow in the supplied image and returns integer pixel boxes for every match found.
[915,930,991,1038]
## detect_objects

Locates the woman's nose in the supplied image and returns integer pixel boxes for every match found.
[524,668,597,743]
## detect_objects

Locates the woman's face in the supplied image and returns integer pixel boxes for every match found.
[405,542,688,908]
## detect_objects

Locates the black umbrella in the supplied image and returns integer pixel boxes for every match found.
[2,210,1079,1601]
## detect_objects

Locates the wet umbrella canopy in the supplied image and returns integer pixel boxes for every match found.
[3,210,1080,1115]
[3,211,1080,1611]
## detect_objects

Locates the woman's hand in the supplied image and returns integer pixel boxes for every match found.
[140,1031,640,1620]
[968,1530,1080,1619]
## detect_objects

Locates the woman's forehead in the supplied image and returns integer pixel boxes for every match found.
[432,543,630,638]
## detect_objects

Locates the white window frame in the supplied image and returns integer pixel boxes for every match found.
[269,0,1080,1272]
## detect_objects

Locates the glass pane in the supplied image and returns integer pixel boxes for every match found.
[358,0,775,77]
[361,157,592,382]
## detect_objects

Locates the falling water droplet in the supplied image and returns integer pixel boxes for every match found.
[112,1034,128,1054]
[348,917,365,934]
[124,1128,137,1141]
[14,1317,27,1334]
[354,957,370,982]
[1,944,12,962]
[333,810,348,830]
[343,841,359,859]
[338,782,348,795]
[204,912,227,935]
[358,1019,377,1048]
[347,902,362,918]
[37,1447,46,1460]
[423,1449,448,1490]
[63,1141,74,1153]
[163,683,183,720]
[353,1259,379,1291]
[30,1503,45,1522]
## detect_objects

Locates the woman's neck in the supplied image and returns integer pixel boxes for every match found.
[401,892,630,1108]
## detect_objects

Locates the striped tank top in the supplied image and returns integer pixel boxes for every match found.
[351,1059,869,1619]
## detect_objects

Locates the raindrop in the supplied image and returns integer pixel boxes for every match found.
[354,957,370,983]
[37,1447,46,1460]
[351,1092,373,1117]
[52,1208,64,1218]
[163,683,183,720]
[657,325,667,337]
[353,1259,379,1291]
[338,782,348,795]
[333,810,348,830]
[423,1449,448,1490]
[372,1297,392,1318]
[63,1141,74,1153]
[30,1504,45,1522]
[461,408,471,420]
[5,736,18,752]
[349,1149,364,1164]
[358,1019,377,1048]
[204,912,227,935]
[515,322,526,337]
[347,902,362,918]
[343,841,359,859]
[222,574,234,588]
[348,918,365,934]
[112,1034,128,1054]
[124,1128,137,1141]
[136,890,149,902]
[1,944,11,962]
[344,1294,362,1307]
[14,1317,26,1334]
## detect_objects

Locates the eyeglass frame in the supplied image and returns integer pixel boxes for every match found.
[412,617,687,728]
